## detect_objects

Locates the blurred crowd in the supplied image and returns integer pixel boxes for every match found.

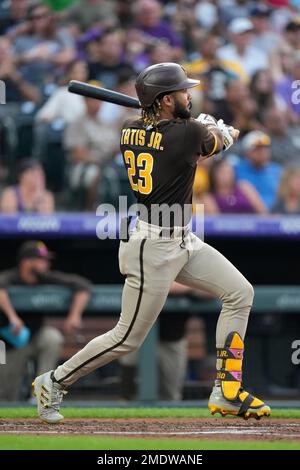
[1,0,300,214]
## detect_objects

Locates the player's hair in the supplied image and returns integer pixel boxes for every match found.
[141,98,162,128]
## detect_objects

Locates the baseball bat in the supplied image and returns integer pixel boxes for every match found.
[232,129,240,140]
[68,80,141,109]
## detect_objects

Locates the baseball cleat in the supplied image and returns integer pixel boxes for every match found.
[210,331,271,420]
[208,385,271,420]
[32,370,67,424]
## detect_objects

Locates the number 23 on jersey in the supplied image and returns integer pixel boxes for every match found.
[124,150,153,195]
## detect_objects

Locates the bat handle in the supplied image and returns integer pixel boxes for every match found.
[231,128,240,141]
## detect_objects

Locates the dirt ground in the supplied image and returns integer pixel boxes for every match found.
[1,418,300,441]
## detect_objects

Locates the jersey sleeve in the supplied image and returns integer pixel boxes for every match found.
[185,119,220,165]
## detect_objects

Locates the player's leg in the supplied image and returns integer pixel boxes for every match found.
[176,233,270,419]
[52,235,187,386]
[33,230,188,422]
[52,282,171,387]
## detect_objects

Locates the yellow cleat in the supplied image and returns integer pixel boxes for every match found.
[208,386,271,420]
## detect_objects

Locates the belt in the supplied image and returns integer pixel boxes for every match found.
[136,219,189,239]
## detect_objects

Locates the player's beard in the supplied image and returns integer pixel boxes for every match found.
[173,97,192,119]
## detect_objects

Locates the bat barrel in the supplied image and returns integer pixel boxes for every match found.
[68,80,141,109]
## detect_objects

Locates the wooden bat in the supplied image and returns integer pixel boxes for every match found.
[232,129,240,141]
[68,80,141,109]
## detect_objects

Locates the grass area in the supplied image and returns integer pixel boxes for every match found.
[0,407,300,420]
[1,407,299,450]
[0,435,299,450]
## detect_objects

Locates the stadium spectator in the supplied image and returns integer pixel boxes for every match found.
[0,0,29,36]
[269,2,300,36]
[262,106,300,165]
[36,59,88,124]
[0,0,297,215]
[123,26,150,71]
[235,97,261,137]
[283,17,300,50]
[272,166,300,214]
[0,240,91,401]
[0,36,40,103]
[250,69,287,121]
[76,27,103,62]
[218,0,251,27]
[275,50,300,117]
[66,0,118,32]
[165,0,202,56]
[0,159,54,214]
[87,28,134,89]
[202,159,267,214]
[213,79,263,138]
[12,2,75,88]
[97,73,138,129]
[147,38,175,65]
[250,3,280,54]
[269,38,294,82]
[134,0,183,60]
[194,0,218,32]
[218,17,269,78]
[234,131,282,209]
[184,32,248,105]
[64,86,119,209]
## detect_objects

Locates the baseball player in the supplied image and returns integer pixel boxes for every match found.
[33,63,270,423]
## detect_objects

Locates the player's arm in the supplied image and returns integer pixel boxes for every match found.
[0,271,25,335]
[196,114,239,157]
[0,289,24,334]
[194,114,223,157]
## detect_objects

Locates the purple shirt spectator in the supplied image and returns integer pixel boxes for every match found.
[139,20,182,48]
[215,186,256,213]
[135,0,182,48]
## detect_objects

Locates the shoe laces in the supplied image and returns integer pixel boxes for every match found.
[50,383,67,411]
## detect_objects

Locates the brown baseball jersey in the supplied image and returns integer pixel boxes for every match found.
[120,117,217,226]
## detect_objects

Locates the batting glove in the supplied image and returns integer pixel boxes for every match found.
[217,119,234,152]
[196,113,217,126]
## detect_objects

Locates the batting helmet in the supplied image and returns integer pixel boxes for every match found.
[135,62,200,108]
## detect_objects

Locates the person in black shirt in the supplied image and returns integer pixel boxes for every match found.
[0,240,91,400]
[32,63,270,423]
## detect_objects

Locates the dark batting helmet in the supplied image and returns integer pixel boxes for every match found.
[135,62,200,108]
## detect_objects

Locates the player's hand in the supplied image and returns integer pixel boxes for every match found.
[196,113,217,127]
[217,119,239,151]
[63,315,82,335]
[10,315,24,335]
